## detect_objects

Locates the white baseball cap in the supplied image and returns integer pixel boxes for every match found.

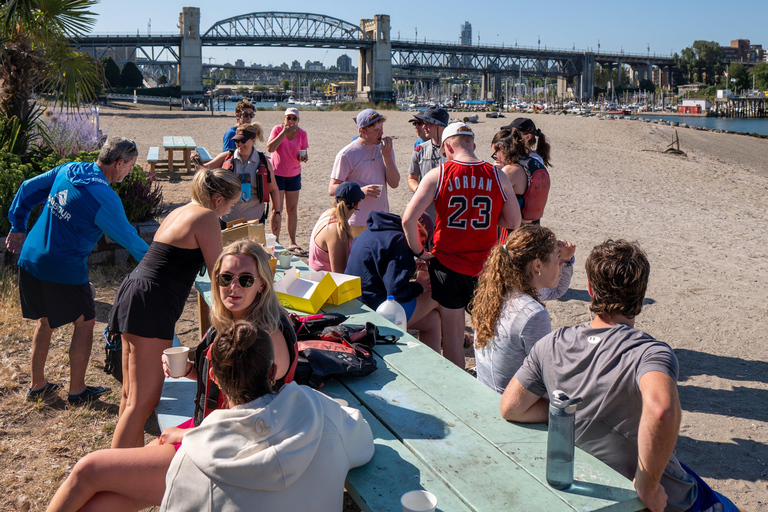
[440,122,475,147]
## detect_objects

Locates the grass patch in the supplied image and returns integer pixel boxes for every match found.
[325,101,400,111]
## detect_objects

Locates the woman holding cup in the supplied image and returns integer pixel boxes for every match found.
[266,107,309,255]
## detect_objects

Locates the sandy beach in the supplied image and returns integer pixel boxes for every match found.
[16,104,768,510]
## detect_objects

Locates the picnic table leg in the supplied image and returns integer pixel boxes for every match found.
[197,291,210,338]
[166,148,175,174]
[183,149,192,173]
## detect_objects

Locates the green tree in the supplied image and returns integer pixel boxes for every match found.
[281,79,290,91]
[691,40,721,85]
[749,62,768,91]
[0,0,102,154]
[638,78,656,93]
[120,61,144,88]
[725,63,749,93]
[101,56,121,88]
[157,75,168,86]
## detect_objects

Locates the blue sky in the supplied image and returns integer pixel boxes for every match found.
[89,1,768,66]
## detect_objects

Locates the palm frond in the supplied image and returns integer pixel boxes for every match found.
[40,46,101,109]
[35,0,98,36]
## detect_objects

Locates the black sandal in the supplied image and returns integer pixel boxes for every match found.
[27,382,60,400]
[67,385,107,406]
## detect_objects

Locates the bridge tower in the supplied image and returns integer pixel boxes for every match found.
[356,15,393,103]
[179,7,203,95]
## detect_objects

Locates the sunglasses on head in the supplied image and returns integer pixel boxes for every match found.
[239,112,255,119]
[216,273,256,288]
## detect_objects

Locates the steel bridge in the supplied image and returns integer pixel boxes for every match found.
[70,10,676,99]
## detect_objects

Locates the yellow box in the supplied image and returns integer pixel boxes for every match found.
[274,268,335,314]
[309,271,361,305]
[221,220,266,246]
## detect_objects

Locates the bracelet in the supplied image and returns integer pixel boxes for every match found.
[413,248,424,258]
[184,364,193,377]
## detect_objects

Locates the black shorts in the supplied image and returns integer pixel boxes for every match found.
[18,267,95,329]
[428,257,478,310]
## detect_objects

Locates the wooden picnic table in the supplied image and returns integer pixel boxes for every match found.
[168,245,645,512]
[162,136,197,174]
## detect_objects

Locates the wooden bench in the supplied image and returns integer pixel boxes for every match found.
[156,246,645,512]
[196,146,212,163]
[146,146,160,173]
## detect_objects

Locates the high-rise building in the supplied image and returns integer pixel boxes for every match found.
[460,22,471,46]
[337,54,352,72]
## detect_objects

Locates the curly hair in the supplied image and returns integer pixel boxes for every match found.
[585,239,649,320]
[210,240,287,334]
[471,225,556,348]
[212,321,274,406]
[491,128,529,165]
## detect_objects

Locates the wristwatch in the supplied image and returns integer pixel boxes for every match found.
[413,248,425,258]
[274,211,281,215]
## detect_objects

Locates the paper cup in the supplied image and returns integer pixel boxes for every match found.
[401,490,437,512]
[298,149,307,158]
[164,347,190,378]
[278,251,292,268]
[265,233,277,255]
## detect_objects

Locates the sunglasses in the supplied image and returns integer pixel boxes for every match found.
[239,112,255,119]
[413,121,424,126]
[491,151,498,160]
[286,116,298,121]
[216,273,256,288]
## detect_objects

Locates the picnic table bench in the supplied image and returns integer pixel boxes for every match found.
[157,246,645,512]
[146,136,212,177]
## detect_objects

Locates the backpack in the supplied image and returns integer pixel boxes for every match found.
[518,156,550,221]
[289,312,348,340]
[103,327,123,383]
[222,150,271,204]
[293,339,378,389]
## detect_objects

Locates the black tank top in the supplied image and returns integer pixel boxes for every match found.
[134,241,205,293]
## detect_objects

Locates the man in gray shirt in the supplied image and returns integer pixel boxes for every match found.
[407,106,449,220]
[501,240,738,512]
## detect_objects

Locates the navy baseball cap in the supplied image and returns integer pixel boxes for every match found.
[414,106,449,127]
[335,181,366,208]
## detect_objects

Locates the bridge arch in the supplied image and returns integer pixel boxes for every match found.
[202,12,371,45]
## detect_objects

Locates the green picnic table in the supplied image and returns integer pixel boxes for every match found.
[162,136,197,174]
[156,245,645,512]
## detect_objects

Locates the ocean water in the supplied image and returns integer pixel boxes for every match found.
[634,115,768,136]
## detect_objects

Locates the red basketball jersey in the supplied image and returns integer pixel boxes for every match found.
[432,159,508,276]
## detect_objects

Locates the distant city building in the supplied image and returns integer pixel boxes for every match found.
[291,60,302,70]
[652,68,671,88]
[235,59,245,68]
[305,60,324,71]
[720,39,756,63]
[337,54,352,72]
[460,22,471,46]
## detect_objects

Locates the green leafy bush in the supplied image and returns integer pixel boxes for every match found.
[0,152,42,234]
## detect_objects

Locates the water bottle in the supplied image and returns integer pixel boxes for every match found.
[546,390,582,490]
[375,295,407,330]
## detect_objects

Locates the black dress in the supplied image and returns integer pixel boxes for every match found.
[108,241,205,340]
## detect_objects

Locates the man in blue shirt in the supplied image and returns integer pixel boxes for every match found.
[222,100,256,151]
[6,137,149,405]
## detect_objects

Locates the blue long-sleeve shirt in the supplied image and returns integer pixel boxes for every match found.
[9,161,148,284]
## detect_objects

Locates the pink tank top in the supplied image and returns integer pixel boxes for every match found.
[309,211,352,271]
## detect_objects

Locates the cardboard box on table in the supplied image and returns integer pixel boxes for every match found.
[274,268,335,314]
[309,271,361,305]
[221,220,276,275]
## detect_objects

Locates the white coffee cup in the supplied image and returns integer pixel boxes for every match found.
[164,347,190,378]
[298,149,307,158]
[265,233,277,255]
[401,490,437,512]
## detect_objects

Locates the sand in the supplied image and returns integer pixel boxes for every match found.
[99,104,768,510]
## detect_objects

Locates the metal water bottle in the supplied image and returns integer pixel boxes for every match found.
[546,390,582,489]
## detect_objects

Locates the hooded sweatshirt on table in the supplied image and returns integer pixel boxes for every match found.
[160,382,374,512]
[8,161,148,284]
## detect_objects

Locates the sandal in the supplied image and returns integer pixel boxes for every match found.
[67,385,107,406]
[27,382,60,400]
[288,245,308,257]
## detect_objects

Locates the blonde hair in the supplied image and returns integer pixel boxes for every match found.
[471,225,556,348]
[190,168,241,208]
[237,122,264,142]
[210,240,286,334]
[332,200,354,240]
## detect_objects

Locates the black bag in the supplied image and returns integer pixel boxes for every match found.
[320,322,398,350]
[289,312,348,340]
[103,327,123,383]
[293,339,377,389]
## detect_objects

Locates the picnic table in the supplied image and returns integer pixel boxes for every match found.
[158,246,645,512]
[162,136,197,174]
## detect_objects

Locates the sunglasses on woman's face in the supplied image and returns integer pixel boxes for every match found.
[286,116,298,121]
[216,273,256,288]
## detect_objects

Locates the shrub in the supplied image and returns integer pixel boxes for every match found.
[111,167,168,223]
[0,152,41,234]
[39,109,103,157]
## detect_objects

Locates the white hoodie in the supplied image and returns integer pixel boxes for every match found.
[160,382,374,512]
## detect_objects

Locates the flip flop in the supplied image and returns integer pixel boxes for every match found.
[288,245,308,257]
[67,385,107,406]
[27,382,60,400]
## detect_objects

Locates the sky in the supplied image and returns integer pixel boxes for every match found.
[88,1,768,67]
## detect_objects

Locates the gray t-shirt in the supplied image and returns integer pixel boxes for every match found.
[475,261,573,394]
[408,139,445,220]
[515,323,697,512]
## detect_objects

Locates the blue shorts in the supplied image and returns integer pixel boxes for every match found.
[274,174,302,192]
[401,298,417,321]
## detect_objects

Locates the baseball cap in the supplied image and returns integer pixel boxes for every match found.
[356,109,386,129]
[501,117,537,133]
[440,122,475,146]
[284,107,299,119]
[414,106,449,127]
[335,181,366,208]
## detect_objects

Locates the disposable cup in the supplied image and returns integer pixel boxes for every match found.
[278,251,292,268]
[265,234,277,255]
[298,149,307,158]
[164,347,190,378]
[401,490,437,512]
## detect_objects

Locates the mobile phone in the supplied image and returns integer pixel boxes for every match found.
[193,155,204,166]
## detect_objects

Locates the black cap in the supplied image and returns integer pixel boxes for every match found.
[414,106,449,127]
[501,117,537,133]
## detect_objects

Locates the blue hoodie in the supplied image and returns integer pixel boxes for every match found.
[344,211,423,310]
[9,161,148,285]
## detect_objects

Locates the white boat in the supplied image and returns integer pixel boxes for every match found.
[286,96,296,104]
[315,100,327,107]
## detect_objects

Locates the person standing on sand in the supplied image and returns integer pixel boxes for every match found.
[408,106,449,220]
[329,109,400,227]
[501,240,740,512]
[6,137,148,405]
[266,107,309,256]
[222,99,256,152]
[409,117,428,148]
[402,122,521,368]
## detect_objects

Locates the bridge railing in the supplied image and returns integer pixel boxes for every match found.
[71,32,179,38]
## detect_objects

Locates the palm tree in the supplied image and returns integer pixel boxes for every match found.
[0,0,102,154]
